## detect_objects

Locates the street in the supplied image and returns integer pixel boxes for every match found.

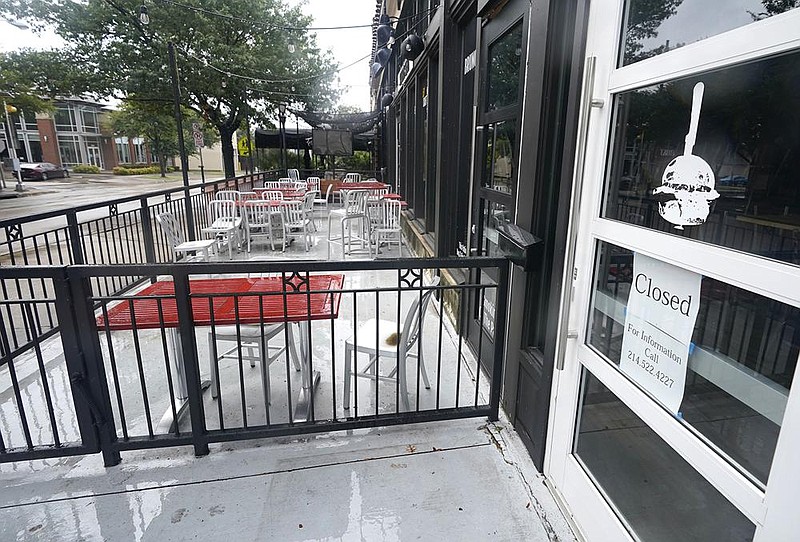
[0,171,219,222]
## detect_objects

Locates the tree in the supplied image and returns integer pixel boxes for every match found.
[3,0,339,178]
[110,99,218,177]
[623,0,683,63]
[0,50,58,115]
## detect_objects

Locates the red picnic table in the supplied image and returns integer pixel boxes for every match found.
[97,275,344,422]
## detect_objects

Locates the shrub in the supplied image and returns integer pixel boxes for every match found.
[113,165,162,175]
[72,164,102,174]
[117,163,154,170]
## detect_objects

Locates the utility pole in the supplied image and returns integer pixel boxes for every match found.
[168,41,196,240]
[3,101,24,192]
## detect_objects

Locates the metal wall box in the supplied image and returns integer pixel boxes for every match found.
[497,222,542,271]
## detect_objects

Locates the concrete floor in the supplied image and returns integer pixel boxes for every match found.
[0,418,575,541]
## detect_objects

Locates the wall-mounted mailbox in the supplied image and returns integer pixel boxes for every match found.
[497,223,542,272]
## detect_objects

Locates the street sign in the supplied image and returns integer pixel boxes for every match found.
[191,122,204,148]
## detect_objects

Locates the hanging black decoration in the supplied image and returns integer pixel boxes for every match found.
[376,23,392,47]
[380,93,394,109]
[374,46,391,66]
[401,33,424,61]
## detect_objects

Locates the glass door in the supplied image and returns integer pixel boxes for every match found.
[467,2,526,374]
[547,3,800,541]
[87,146,103,169]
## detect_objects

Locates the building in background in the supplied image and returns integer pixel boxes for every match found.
[1,98,238,174]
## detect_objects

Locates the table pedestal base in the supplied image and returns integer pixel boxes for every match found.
[156,379,211,434]
[293,370,321,423]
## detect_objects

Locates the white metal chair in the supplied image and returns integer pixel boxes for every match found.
[245,200,284,252]
[287,168,300,181]
[369,199,403,257]
[312,184,333,228]
[207,272,301,405]
[327,189,371,259]
[293,181,308,191]
[202,200,242,259]
[344,172,362,183]
[214,190,241,202]
[263,181,282,190]
[306,176,321,192]
[278,177,294,188]
[281,199,313,251]
[343,276,440,411]
[263,190,284,201]
[156,212,216,261]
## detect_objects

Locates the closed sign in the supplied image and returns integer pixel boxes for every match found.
[620,253,701,413]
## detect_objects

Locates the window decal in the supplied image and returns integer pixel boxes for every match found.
[653,83,719,229]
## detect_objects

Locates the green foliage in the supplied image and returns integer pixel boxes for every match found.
[113,165,162,175]
[72,164,101,173]
[111,99,216,177]
[336,151,372,171]
[0,50,54,114]
[2,0,340,178]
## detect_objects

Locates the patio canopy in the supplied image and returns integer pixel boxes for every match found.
[254,129,375,152]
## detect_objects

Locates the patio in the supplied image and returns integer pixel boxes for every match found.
[0,178,577,540]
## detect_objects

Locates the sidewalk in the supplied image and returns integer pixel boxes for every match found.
[0,418,576,541]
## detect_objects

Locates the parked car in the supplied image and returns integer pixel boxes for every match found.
[15,162,70,181]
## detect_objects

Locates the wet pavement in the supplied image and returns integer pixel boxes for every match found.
[0,418,575,541]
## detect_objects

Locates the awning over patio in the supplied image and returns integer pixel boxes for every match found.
[254,129,375,152]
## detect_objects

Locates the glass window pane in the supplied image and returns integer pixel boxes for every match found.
[603,52,800,266]
[481,124,495,189]
[486,21,523,112]
[575,369,757,541]
[621,0,798,66]
[57,135,80,166]
[588,240,798,484]
[481,199,510,259]
[54,107,76,131]
[491,121,514,194]
[82,109,99,133]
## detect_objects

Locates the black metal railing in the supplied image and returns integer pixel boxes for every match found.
[0,172,271,365]
[0,258,509,466]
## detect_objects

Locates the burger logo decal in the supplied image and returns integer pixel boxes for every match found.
[652,82,719,230]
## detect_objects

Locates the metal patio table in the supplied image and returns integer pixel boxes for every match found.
[96,275,344,426]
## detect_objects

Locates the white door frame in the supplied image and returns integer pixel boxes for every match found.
[87,145,103,169]
[545,4,800,540]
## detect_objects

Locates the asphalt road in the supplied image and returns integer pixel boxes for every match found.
[0,172,220,223]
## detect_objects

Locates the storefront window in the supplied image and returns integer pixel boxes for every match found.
[81,109,100,133]
[54,106,77,132]
[603,52,800,266]
[486,21,523,112]
[620,0,798,66]
[132,137,147,163]
[57,135,81,166]
[587,240,798,484]
[480,121,515,194]
[574,369,757,541]
[115,137,131,164]
[477,201,511,336]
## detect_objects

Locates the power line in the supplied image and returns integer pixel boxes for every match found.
[155,0,435,32]
[178,46,371,85]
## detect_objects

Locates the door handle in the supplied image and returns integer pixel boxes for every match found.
[555,56,598,371]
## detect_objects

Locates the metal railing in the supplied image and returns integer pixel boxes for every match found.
[0,172,271,365]
[0,258,509,466]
